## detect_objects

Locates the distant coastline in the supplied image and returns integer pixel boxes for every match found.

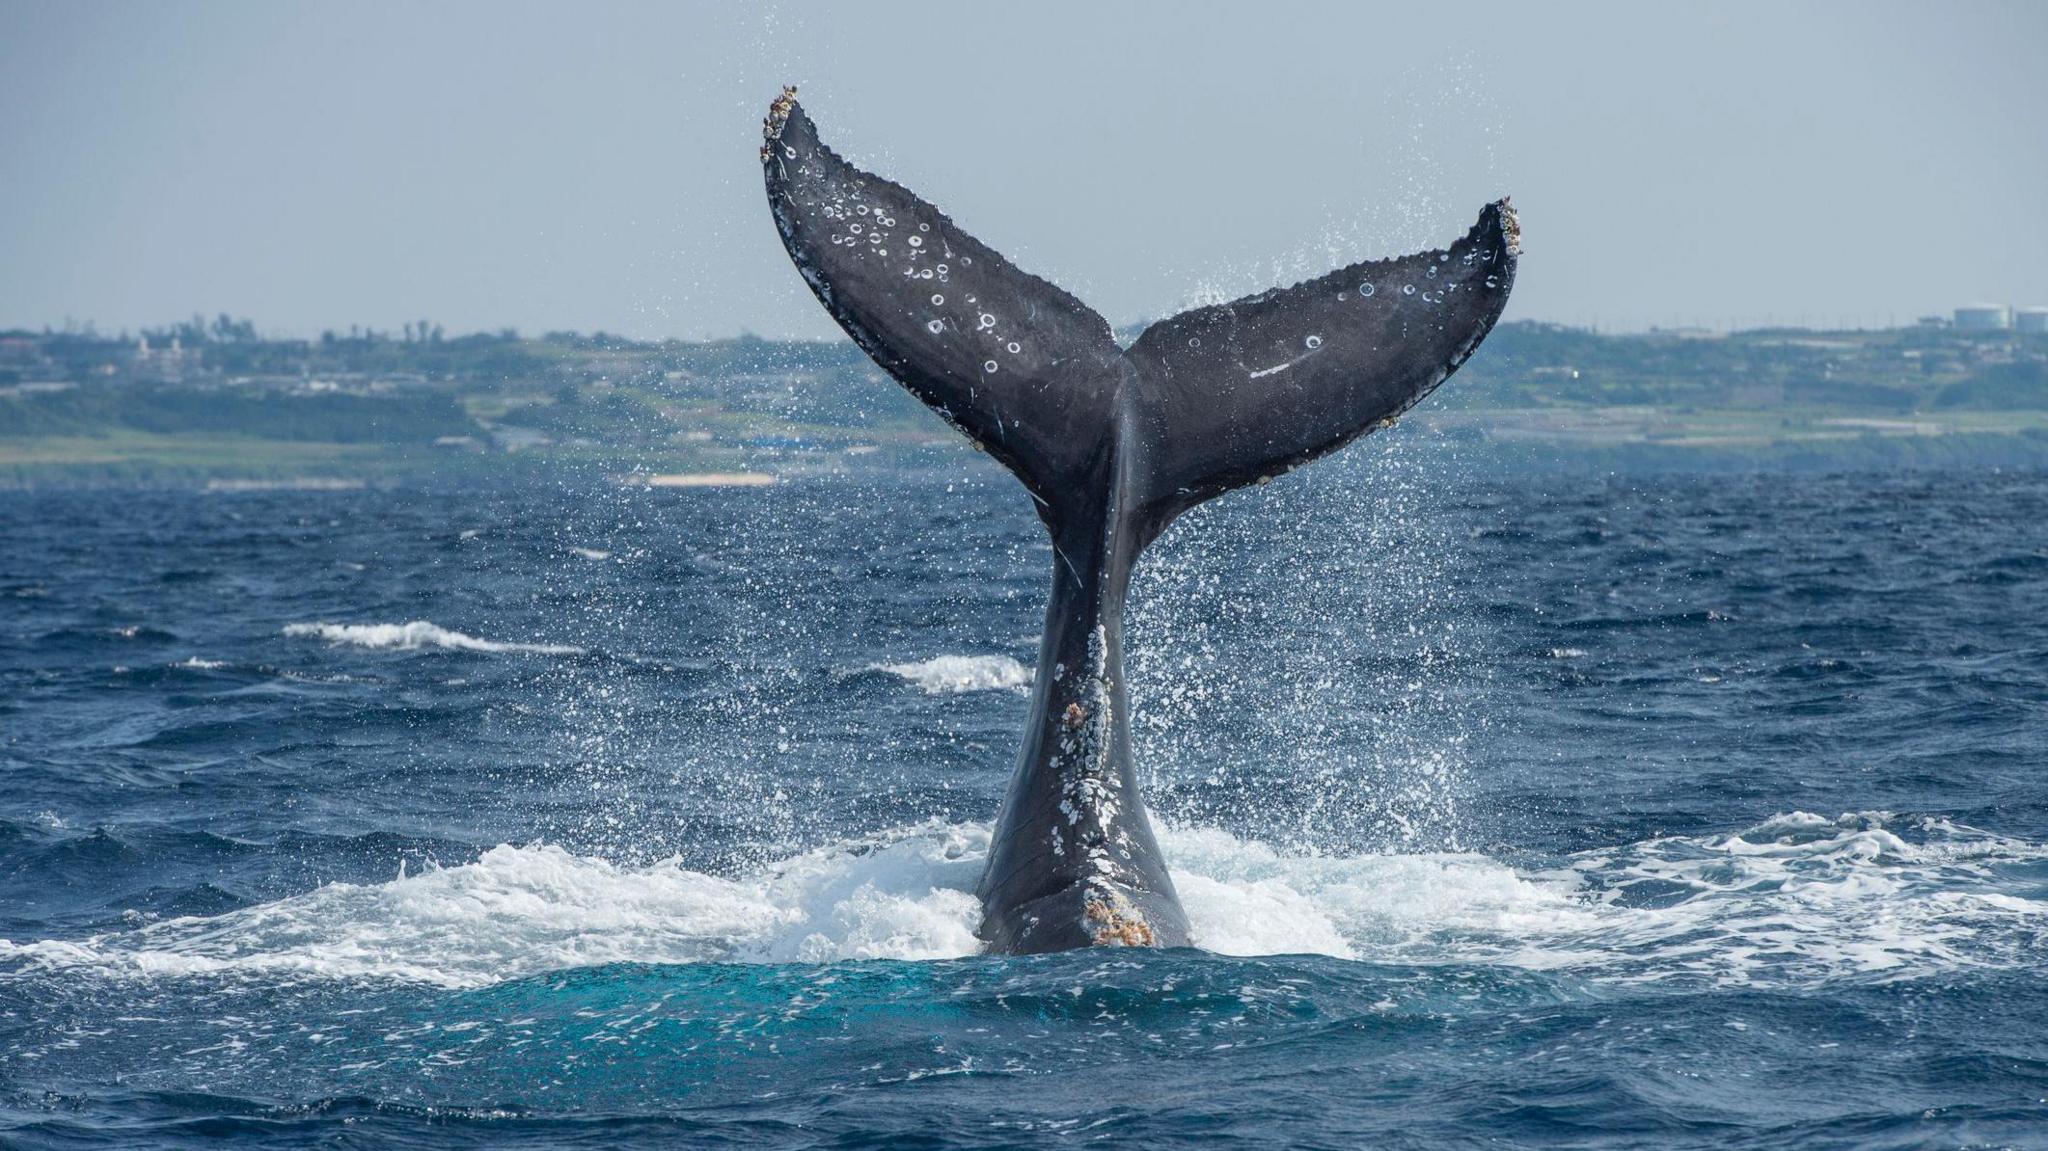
[3,320,2046,487]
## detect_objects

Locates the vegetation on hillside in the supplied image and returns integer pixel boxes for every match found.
[2,318,2045,485]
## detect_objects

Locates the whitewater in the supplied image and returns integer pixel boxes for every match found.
[6,811,2037,990]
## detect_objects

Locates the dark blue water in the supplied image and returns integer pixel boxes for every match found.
[4,447,2047,1148]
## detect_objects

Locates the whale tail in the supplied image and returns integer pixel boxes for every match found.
[762,89,1519,953]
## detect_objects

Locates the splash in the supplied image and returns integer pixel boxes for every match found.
[2,824,987,988]
[874,654,1033,694]
[1129,438,1482,854]
[4,812,2038,992]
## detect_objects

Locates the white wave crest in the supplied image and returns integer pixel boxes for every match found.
[874,654,1032,694]
[1,812,2037,990]
[283,621,583,656]
[0,825,986,988]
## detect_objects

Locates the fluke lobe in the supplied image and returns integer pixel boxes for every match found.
[760,87,1519,954]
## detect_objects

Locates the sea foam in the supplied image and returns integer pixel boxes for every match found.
[1,812,2038,991]
[283,621,584,656]
[0,825,988,988]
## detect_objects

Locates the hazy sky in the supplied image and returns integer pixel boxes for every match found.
[3,1,2044,340]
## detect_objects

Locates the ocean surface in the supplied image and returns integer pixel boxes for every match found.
[3,446,2046,1148]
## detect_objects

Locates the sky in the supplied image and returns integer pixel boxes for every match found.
[2,1,2045,341]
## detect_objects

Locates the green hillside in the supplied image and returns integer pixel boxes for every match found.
[3,319,2045,485]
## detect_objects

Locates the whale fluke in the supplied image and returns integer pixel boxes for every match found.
[762,88,1519,954]
[1124,201,1520,535]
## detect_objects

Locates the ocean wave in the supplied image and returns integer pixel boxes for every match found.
[1524,810,2048,986]
[1217,808,2010,990]
[873,654,1032,694]
[282,622,584,656]
[0,825,987,988]
[1,812,2038,991]
[40,625,180,644]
